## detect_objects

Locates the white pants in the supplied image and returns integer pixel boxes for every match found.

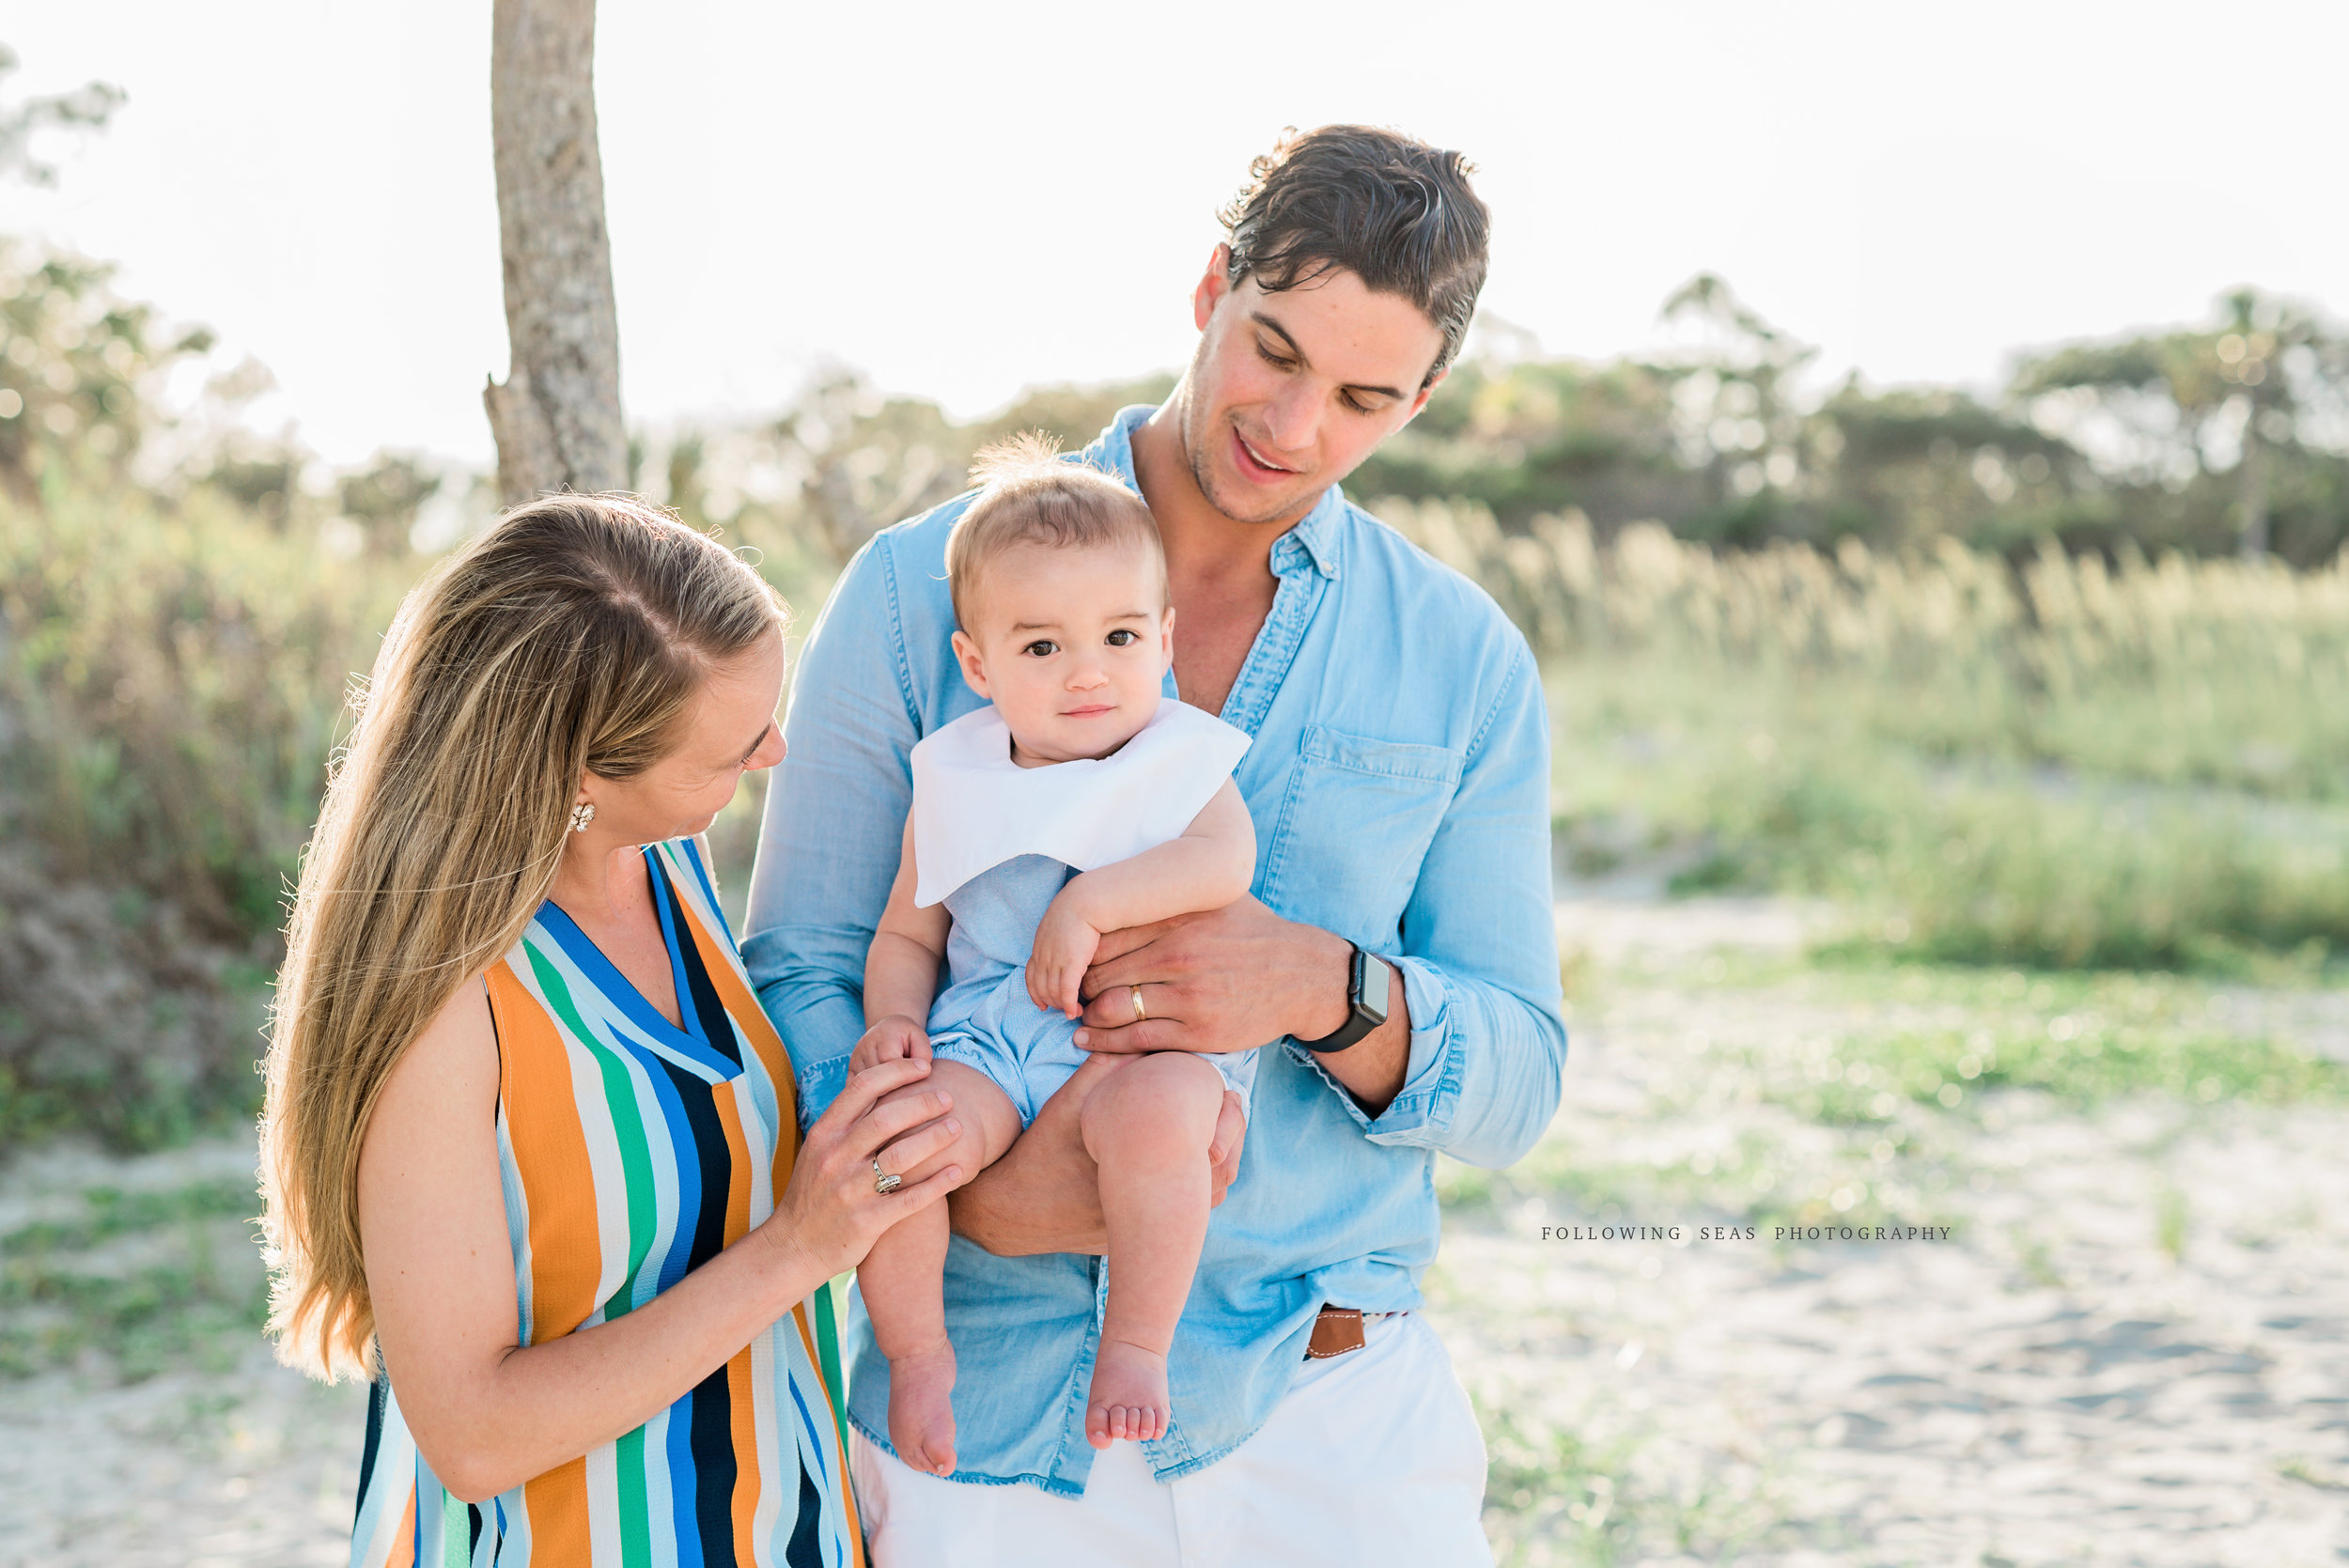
[849,1312,1493,1568]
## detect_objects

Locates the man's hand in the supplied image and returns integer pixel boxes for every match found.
[1073,895,1349,1055]
[947,1054,1251,1257]
[850,1014,931,1074]
[1075,896,1412,1114]
[1026,892,1104,1019]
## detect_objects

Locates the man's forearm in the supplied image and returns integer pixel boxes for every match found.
[947,1123,1108,1257]
[1296,940,1412,1113]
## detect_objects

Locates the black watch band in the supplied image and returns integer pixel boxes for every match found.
[1298,942,1392,1053]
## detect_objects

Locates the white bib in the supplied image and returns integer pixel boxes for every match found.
[910,698,1252,908]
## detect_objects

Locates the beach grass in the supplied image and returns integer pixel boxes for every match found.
[1376,498,2349,972]
[0,1176,265,1381]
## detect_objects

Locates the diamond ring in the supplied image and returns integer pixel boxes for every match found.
[871,1158,902,1196]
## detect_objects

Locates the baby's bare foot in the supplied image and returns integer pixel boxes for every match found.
[888,1343,958,1476]
[1086,1337,1171,1450]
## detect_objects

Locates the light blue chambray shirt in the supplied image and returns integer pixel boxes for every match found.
[742,406,1566,1497]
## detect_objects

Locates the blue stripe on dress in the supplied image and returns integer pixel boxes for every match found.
[533,882,739,1083]
[675,838,737,949]
[646,860,708,1049]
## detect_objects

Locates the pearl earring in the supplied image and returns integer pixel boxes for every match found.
[568,801,596,833]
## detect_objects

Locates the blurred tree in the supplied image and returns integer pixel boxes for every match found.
[0,241,215,506]
[0,54,210,505]
[1341,276,2349,567]
[2009,289,2349,562]
[1351,356,1702,533]
[663,428,708,527]
[693,370,1180,568]
[1802,380,2077,554]
[774,369,966,563]
[1657,272,1816,537]
[971,374,1177,452]
[483,0,624,503]
[0,43,122,186]
[338,452,443,556]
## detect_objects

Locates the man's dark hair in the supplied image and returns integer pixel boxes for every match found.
[1219,125,1490,388]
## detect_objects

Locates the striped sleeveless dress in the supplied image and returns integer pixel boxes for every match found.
[350,839,864,1568]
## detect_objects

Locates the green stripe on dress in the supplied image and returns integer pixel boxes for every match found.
[525,944,662,1318]
[813,1276,852,1461]
[614,1422,653,1568]
[442,1489,468,1566]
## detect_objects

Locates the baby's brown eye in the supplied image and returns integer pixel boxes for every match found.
[1023,640,1058,658]
[1105,629,1137,646]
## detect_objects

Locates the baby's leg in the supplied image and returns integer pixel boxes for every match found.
[857,1060,1021,1476]
[1075,1050,1229,1449]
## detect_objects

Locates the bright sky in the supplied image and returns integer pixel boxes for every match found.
[3,0,2342,467]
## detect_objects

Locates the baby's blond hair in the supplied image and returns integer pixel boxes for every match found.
[944,433,1166,631]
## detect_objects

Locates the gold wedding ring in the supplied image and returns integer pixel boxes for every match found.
[1130,985,1147,1023]
[871,1158,902,1196]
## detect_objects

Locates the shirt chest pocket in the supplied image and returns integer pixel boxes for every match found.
[1257,725,1466,944]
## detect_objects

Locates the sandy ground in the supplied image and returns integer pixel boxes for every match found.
[1423,899,2349,1566]
[2,897,2343,1565]
[0,1141,363,1567]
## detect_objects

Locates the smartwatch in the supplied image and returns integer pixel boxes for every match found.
[1298,942,1393,1053]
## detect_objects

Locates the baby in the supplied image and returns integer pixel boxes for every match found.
[849,435,1258,1477]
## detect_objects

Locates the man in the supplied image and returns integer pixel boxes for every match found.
[744,125,1565,1565]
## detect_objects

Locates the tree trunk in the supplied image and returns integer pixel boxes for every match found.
[484,0,625,505]
[2239,412,2270,560]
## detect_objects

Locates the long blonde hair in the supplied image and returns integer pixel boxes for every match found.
[259,493,785,1380]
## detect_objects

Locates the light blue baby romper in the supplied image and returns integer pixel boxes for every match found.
[910,698,1257,1124]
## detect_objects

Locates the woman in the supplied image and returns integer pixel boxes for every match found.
[258,494,961,1566]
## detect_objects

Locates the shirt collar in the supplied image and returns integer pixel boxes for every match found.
[1090,405,1345,582]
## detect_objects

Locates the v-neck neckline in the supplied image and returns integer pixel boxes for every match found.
[539,847,697,1044]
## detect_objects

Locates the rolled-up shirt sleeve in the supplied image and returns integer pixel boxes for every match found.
[1356,643,1566,1165]
[743,536,919,1128]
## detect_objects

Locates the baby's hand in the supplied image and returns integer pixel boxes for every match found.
[1027,896,1103,1019]
[851,1015,931,1073]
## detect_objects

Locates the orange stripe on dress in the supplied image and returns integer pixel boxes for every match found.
[713,1080,755,1249]
[725,1344,762,1567]
[521,1455,593,1565]
[382,1490,417,1568]
[487,962,599,1558]
[486,961,602,1343]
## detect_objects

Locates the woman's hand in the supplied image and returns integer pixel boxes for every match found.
[851,1015,931,1072]
[761,1057,964,1281]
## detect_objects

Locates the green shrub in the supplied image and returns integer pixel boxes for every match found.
[0,482,416,1148]
[0,483,414,933]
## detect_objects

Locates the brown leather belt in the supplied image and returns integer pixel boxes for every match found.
[1305,1304,1406,1359]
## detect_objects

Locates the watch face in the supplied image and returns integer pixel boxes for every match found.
[1361,955,1392,1025]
